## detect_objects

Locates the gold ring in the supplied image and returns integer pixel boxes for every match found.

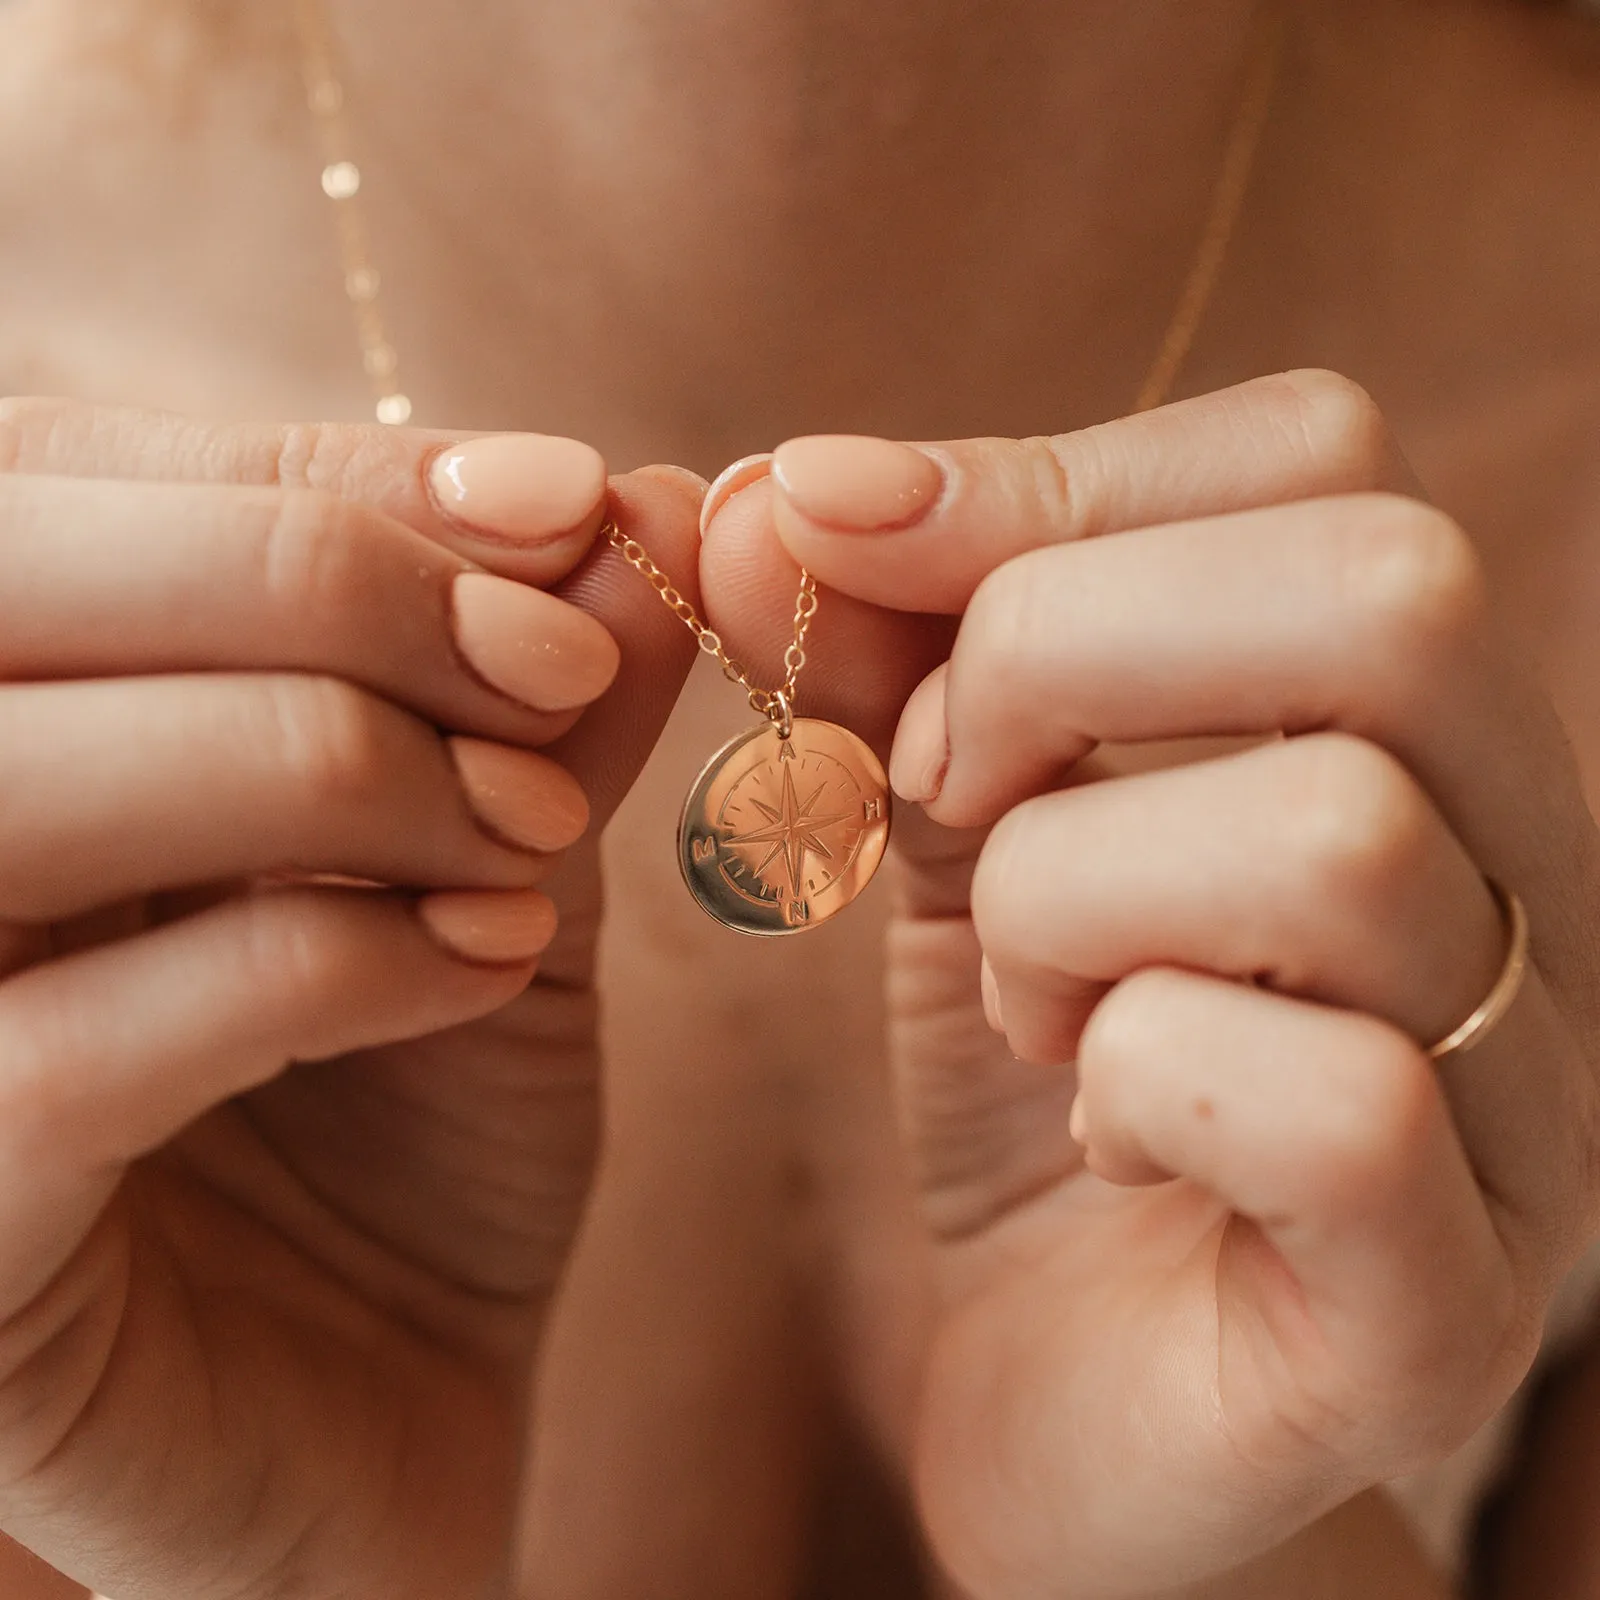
[1428,877,1530,1062]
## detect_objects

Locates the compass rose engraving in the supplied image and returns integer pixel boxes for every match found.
[678,718,892,937]
[723,752,856,905]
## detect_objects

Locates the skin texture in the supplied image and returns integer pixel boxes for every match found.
[695,372,1600,1598]
[3,1,1600,1597]
[0,403,704,1600]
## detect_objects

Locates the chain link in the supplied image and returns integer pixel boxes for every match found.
[605,521,817,727]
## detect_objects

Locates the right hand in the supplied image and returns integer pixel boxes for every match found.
[0,399,702,1600]
[698,375,1600,1599]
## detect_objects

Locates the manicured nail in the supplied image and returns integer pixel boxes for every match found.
[452,572,620,712]
[699,453,774,537]
[1068,1093,1089,1148]
[771,436,943,532]
[979,956,1005,1034]
[429,435,608,543]
[889,669,950,804]
[419,888,558,966]
[449,738,590,853]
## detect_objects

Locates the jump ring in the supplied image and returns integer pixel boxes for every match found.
[767,688,795,741]
[1428,877,1530,1062]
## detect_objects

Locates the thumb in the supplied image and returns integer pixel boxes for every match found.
[544,465,704,829]
[698,462,951,759]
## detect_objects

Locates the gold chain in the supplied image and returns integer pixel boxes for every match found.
[1133,4,1286,414]
[604,526,818,723]
[292,1,1284,717]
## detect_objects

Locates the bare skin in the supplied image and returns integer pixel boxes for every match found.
[2,1,1599,1596]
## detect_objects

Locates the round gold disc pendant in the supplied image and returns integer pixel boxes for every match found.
[678,717,892,936]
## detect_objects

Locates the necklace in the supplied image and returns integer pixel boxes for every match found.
[291,0,1284,935]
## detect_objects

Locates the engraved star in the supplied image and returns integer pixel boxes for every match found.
[726,761,854,900]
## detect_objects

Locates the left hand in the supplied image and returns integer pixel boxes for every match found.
[0,401,702,1600]
[699,370,1600,1599]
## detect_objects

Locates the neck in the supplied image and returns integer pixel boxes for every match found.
[323,0,1269,461]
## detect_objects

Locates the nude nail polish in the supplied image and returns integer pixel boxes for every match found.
[452,572,620,712]
[449,738,590,853]
[429,434,608,543]
[699,452,774,536]
[419,889,558,965]
[772,436,943,532]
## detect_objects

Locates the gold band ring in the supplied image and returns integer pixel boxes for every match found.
[1428,878,1530,1062]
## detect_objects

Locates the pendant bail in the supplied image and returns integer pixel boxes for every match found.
[767,689,794,741]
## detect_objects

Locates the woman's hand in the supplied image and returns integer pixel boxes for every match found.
[699,371,1600,1599]
[0,399,700,1600]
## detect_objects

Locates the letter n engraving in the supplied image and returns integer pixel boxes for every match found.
[863,798,884,822]
[782,899,809,927]
[692,835,718,865]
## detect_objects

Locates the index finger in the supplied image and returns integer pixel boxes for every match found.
[764,369,1422,613]
[0,397,607,587]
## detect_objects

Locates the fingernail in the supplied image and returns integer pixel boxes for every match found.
[771,436,943,533]
[419,889,558,966]
[889,732,949,807]
[449,738,590,853]
[979,956,1005,1034]
[643,463,713,497]
[699,452,774,537]
[429,435,608,543]
[452,572,620,712]
[1068,1093,1089,1147]
[890,671,950,804]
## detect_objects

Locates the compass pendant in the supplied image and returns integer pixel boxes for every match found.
[678,717,891,937]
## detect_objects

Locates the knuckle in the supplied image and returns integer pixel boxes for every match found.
[969,796,1053,951]
[1008,433,1078,529]
[235,893,347,1014]
[0,1005,67,1160]
[1336,495,1487,658]
[961,564,1037,685]
[272,419,393,498]
[0,397,75,474]
[1275,369,1394,486]
[1291,1024,1442,1217]
[1277,732,1433,911]
[271,420,341,489]
[261,675,397,809]
[1078,968,1180,1077]
[960,542,1076,698]
[259,487,385,626]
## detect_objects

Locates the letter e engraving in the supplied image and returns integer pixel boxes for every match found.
[863,798,884,822]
